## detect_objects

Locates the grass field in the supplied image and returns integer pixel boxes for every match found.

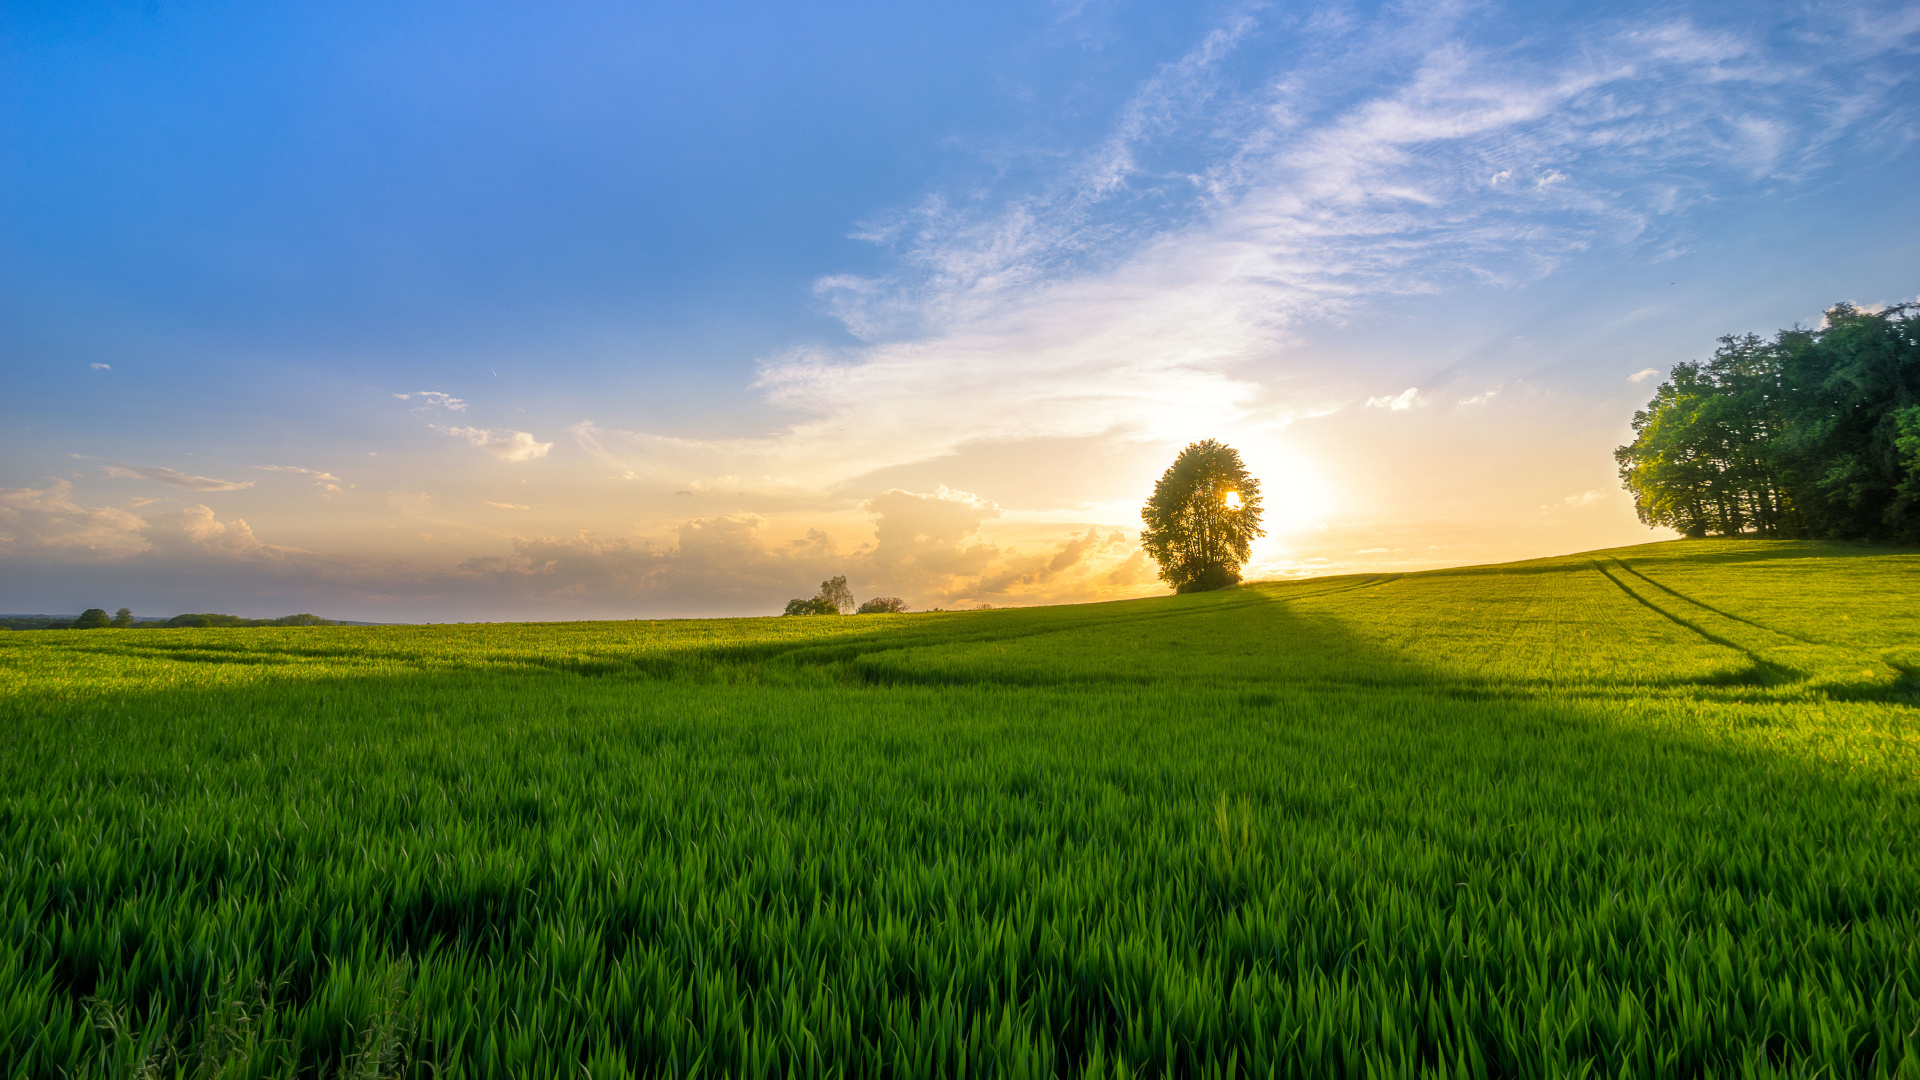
[3,538,1918,1078]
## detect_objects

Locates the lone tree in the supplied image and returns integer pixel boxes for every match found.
[783,575,855,616]
[1140,439,1265,593]
[856,596,908,614]
[72,607,111,629]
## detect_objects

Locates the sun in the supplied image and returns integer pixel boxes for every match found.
[1222,490,1243,510]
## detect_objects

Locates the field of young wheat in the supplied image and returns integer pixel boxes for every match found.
[3,538,1917,1078]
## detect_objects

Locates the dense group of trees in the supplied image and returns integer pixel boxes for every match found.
[1141,439,1266,592]
[1,610,336,631]
[1616,303,1920,542]
[781,576,910,616]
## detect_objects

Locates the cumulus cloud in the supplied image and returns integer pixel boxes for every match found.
[456,514,840,607]
[1105,549,1150,586]
[0,480,149,558]
[0,483,301,563]
[102,464,255,491]
[1629,367,1662,382]
[965,526,1125,597]
[439,426,553,462]
[3,474,1153,617]
[448,486,1147,612]
[255,465,344,493]
[143,504,270,557]
[1367,388,1424,411]
[863,487,1001,578]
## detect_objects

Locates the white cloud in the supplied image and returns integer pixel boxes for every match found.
[90,363,111,371]
[255,465,344,493]
[1553,490,1607,509]
[1459,387,1500,405]
[452,486,1144,612]
[1629,367,1662,382]
[0,484,296,562]
[102,464,255,491]
[439,426,553,462]
[567,4,1912,498]
[0,480,149,558]
[394,391,467,411]
[144,504,269,556]
[1367,387,1424,411]
[864,486,1002,578]
[484,501,531,510]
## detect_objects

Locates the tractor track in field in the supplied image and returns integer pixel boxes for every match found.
[1608,559,1829,648]
[1587,559,1791,676]
[1592,558,1914,701]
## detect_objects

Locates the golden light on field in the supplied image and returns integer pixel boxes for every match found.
[1222,491,1243,510]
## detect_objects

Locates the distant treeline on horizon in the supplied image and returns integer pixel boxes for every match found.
[2,612,342,631]
[1616,301,1920,544]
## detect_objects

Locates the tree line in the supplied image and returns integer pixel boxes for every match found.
[1616,302,1920,542]
[2,610,337,631]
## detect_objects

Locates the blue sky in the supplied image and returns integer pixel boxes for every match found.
[3,0,1917,619]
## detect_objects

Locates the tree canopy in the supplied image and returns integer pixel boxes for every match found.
[1616,303,1920,542]
[783,576,854,616]
[1140,439,1266,593]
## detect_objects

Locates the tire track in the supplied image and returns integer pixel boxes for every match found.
[1608,559,1828,648]
[1587,560,1793,676]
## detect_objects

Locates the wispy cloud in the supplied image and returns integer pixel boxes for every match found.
[576,2,1917,496]
[439,426,553,462]
[1367,388,1425,411]
[484,501,531,510]
[1629,367,1662,382]
[255,465,344,493]
[395,391,467,411]
[102,464,255,491]
[90,362,111,371]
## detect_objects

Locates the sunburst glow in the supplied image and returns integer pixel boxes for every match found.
[1222,491,1243,510]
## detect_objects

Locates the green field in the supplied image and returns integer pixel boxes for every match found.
[4,538,1918,1078]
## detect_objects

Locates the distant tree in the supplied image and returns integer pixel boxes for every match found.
[167,614,213,628]
[857,596,909,614]
[1140,440,1266,593]
[73,608,111,629]
[111,607,134,628]
[818,575,854,614]
[782,576,855,616]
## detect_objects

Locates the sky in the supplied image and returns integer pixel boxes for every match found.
[3,0,1917,621]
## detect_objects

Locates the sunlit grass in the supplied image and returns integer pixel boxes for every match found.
[2,538,1916,1077]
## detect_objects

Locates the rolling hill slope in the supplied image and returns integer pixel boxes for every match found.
[3,539,1916,1077]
